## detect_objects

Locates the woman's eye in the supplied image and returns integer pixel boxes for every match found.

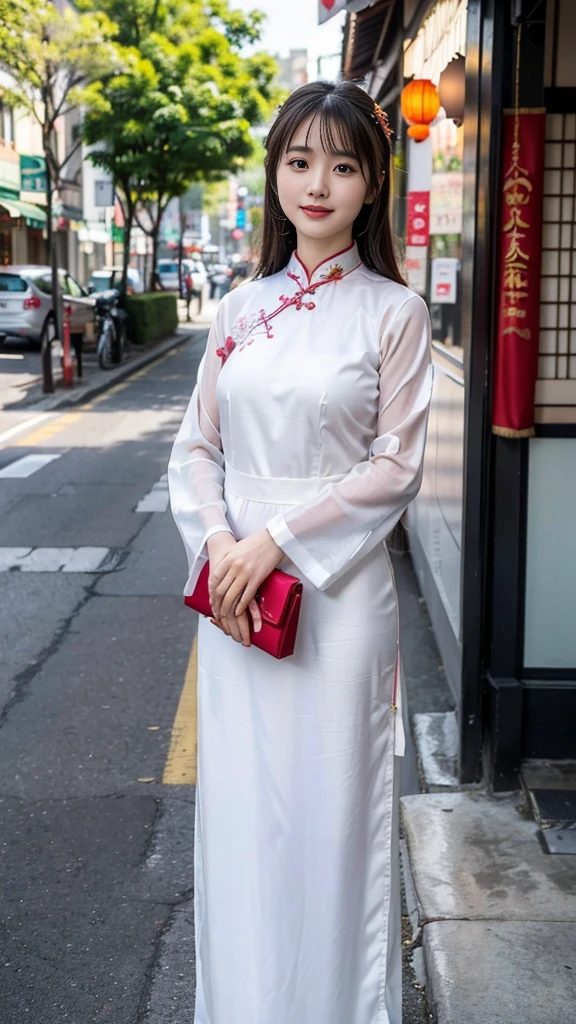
[335,163,354,174]
[288,159,308,169]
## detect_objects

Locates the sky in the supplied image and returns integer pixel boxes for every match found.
[231,0,347,82]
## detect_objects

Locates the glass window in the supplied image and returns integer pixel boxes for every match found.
[428,118,464,354]
[65,275,83,297]
[0,273,27,292]
[30,273,53,295]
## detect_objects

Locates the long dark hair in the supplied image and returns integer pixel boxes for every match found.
[254,81,405,284]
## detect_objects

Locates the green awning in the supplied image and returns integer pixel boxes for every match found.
[0,198,47,229]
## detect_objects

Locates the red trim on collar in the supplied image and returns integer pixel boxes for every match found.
[293,241,356,284]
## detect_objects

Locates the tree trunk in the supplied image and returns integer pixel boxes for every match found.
[177,195,186,298]
[149,220,161,292]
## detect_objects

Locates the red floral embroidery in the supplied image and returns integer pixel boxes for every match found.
[221,262,351,360]
[216,336,236,364]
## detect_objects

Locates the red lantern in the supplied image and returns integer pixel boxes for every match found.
[401,79,440,142]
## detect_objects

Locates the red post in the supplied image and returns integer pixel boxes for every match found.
[63,303,73,387]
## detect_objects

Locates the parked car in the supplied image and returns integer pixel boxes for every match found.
[156,258,207,295]
[0,265,94,349]
[88,266,144,295]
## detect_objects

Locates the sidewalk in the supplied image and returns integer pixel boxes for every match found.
[393,549,576,1024]
[4,299,216,414]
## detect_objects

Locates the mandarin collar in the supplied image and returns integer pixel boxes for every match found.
[286,241,361,287]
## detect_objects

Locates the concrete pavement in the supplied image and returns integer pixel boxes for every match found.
[394,552,576,1024]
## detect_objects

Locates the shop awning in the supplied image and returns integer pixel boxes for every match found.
[0,198,47,229]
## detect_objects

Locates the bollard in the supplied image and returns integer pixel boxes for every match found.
[62,303,73,387]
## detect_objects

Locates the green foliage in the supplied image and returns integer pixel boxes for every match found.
[80,0,279,287]
[125,292,178,344]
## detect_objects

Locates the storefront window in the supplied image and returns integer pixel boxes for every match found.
[428,116,464,353]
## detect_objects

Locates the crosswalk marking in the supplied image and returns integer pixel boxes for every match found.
[0,546,126,573]
[163,636,197,785]
[135,473,170,513]
[0,453,61,478]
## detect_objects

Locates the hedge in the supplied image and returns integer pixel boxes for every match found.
[125,292,178,345]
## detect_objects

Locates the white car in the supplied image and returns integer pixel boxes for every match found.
[88,266,144,295]
[156,258,206,295]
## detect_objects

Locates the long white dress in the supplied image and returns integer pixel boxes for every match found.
[168,241,432,1024]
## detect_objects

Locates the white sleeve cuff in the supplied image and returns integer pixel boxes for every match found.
[266,514,331,590]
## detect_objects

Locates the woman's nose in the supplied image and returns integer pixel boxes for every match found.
[306,173,329,198]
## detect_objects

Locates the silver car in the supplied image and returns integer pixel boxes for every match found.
[0,265,94,348]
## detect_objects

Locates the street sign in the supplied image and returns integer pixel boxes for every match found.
[95,180,114,207]
[20,155,47,193]
[231,228,244,240]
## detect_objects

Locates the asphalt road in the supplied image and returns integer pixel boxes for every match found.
[0,328,433,1023]
[0,336,205,1023]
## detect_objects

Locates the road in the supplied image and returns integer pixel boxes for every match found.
[0,336,205,1023]
[0,327,433,1023]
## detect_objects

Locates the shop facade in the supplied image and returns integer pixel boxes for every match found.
[342,0,576,790]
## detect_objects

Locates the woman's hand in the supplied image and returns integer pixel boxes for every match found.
[208,529,285,628]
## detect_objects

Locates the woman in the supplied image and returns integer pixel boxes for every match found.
[168,81,432,1024]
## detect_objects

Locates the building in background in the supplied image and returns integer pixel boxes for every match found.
[340,0,576,797]
[0,93,48,266]
[276,49,309,92]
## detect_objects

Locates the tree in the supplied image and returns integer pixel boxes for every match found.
[0,0,118,391]
[81,0,278,290]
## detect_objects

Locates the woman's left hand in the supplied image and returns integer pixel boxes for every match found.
[208,529,285,620]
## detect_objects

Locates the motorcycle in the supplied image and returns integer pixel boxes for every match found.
[94,289,130,370]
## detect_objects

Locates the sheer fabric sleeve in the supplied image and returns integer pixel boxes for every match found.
[168,304,234,596]
[266,294,433,591]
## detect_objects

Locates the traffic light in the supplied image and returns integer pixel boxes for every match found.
[236,185,248,230]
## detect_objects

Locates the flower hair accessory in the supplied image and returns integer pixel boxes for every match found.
[373,103,393,143]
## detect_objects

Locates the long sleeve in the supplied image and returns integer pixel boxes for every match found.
[168,304,234,595]
[266,294,433,591]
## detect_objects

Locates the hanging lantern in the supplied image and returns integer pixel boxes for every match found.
[438,54,466,126]
[401,79,440,142]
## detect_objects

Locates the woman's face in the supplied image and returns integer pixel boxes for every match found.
[275,115,378,246]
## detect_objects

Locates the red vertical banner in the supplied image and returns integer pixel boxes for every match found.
[406,191,430,247]
[492,109,546,437]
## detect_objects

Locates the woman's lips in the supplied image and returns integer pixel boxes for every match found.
[300,206,332,219]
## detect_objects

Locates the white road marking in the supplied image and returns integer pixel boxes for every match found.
[0,353,25,360]
[0,453,61,478]
[0,546,126,573]
[135,472,169,513]
[0,414,52,446]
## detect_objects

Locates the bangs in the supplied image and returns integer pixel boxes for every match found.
[272,94,380,185]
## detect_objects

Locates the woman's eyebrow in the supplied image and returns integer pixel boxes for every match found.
[286,144,359,161]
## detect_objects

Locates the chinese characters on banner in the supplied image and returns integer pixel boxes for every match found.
[318,0,347,24]
[492,109,546,437]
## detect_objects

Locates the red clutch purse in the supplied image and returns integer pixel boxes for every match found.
[184,561,303,659]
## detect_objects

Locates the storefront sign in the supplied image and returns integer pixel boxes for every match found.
[318,0,346,24]
[430,171,463,234]
[405,246,428,296]
[20,155,47,193]
[492,109,546,438]
[431,257,458,304]
[407,192,430,246]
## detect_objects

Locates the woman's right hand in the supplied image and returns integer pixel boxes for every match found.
[206,532,262,645]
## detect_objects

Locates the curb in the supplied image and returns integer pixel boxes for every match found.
[11,325,209,415]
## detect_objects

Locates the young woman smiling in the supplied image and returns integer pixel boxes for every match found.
[169,81,433,1024]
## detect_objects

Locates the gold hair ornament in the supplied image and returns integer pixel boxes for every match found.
[373,103,393,143]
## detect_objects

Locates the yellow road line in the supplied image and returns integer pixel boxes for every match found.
[5,343,182,451]
[13,411,83,447]
[162,635,198,785]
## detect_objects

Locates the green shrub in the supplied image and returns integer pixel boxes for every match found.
[125,293,178,345]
